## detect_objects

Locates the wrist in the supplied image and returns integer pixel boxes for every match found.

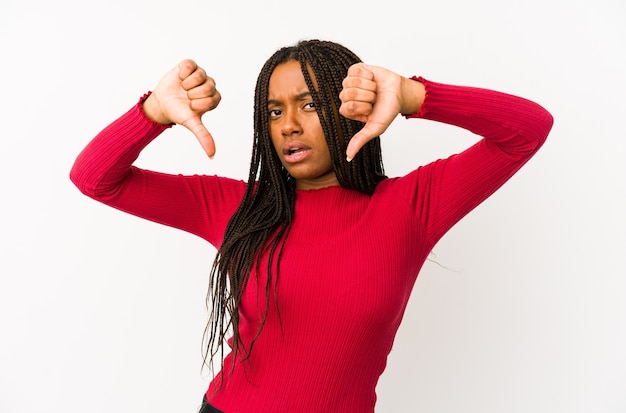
[142,93,171,125]
[400,76,426,117]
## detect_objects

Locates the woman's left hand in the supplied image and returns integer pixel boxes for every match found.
[339,63,425,161]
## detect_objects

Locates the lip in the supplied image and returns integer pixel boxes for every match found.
[282,141,312,164]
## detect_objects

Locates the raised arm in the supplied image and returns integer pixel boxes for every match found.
[70,61,243,245]
[340,63,554,246]
[408,77,553,245]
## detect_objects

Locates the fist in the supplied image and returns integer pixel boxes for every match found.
[144,59,221,158]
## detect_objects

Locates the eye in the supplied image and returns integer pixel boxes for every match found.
[269,108,282,118]
[303,101,316,111]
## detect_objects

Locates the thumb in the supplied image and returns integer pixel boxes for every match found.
[183,115,216,159]
[346,120,387,162]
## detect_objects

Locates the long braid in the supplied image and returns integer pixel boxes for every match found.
[300,41,386,193]
[202,39,386,383]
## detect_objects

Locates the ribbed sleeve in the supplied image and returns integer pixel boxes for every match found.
[69,95,245,245]
[70,94,171,198]
[394,77,554,246]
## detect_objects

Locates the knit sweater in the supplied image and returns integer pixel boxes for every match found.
[70,78,553,412]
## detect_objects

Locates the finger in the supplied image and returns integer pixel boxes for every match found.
[340,85,376,104]
[189,95,221,113]
[339,99,374,122]
[346,95,400,161]
[183,116,216,159]
[342,74,376,93]
[346,121,387,162]
[181,68,208,91]
[177,59,197,81]
[346,62,374,80]
[187,79,219,101]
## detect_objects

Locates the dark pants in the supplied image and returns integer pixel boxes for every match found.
[199,396,224,413]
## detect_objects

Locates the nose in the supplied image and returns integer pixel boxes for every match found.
[281,109,302,137]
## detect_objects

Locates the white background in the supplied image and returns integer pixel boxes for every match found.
[1,0,625,412]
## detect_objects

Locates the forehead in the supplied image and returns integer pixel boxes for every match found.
[268,61,313,100]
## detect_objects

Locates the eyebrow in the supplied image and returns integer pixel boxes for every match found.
[267,91,312,107]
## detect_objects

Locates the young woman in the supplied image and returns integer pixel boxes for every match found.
[70,39,553,412]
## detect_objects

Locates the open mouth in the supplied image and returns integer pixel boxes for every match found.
[283,145,311,163]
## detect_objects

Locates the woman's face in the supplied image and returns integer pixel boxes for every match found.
[268,60,338,190]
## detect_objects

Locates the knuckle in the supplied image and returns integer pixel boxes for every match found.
[343,101,358,115]
[191,71,204,84]
[180,60,196,75]
[342,88,358,101]
[352,65,368,78]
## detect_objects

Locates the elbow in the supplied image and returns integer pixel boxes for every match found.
[536,106,554,147]
[522,103,554,154]
[69,155,104,199]
[69,157,129,202]
[69,159,93,198]
[496,104,554,157]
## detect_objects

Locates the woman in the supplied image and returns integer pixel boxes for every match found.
[70,39,553,412]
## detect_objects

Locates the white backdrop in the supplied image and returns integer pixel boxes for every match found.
[1,0,625,412]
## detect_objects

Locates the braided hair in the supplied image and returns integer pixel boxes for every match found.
[203,39,387,378]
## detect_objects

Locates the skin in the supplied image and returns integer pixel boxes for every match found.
[339,63,425,160]
[142,57,426,171]
[268,60,338,190]
[143,60,221,158]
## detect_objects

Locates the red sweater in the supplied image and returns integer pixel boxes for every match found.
[70,78,553,412]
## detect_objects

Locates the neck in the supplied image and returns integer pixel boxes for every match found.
[295,174,339,190]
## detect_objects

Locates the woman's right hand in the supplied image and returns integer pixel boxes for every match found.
[143,59,221,158]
